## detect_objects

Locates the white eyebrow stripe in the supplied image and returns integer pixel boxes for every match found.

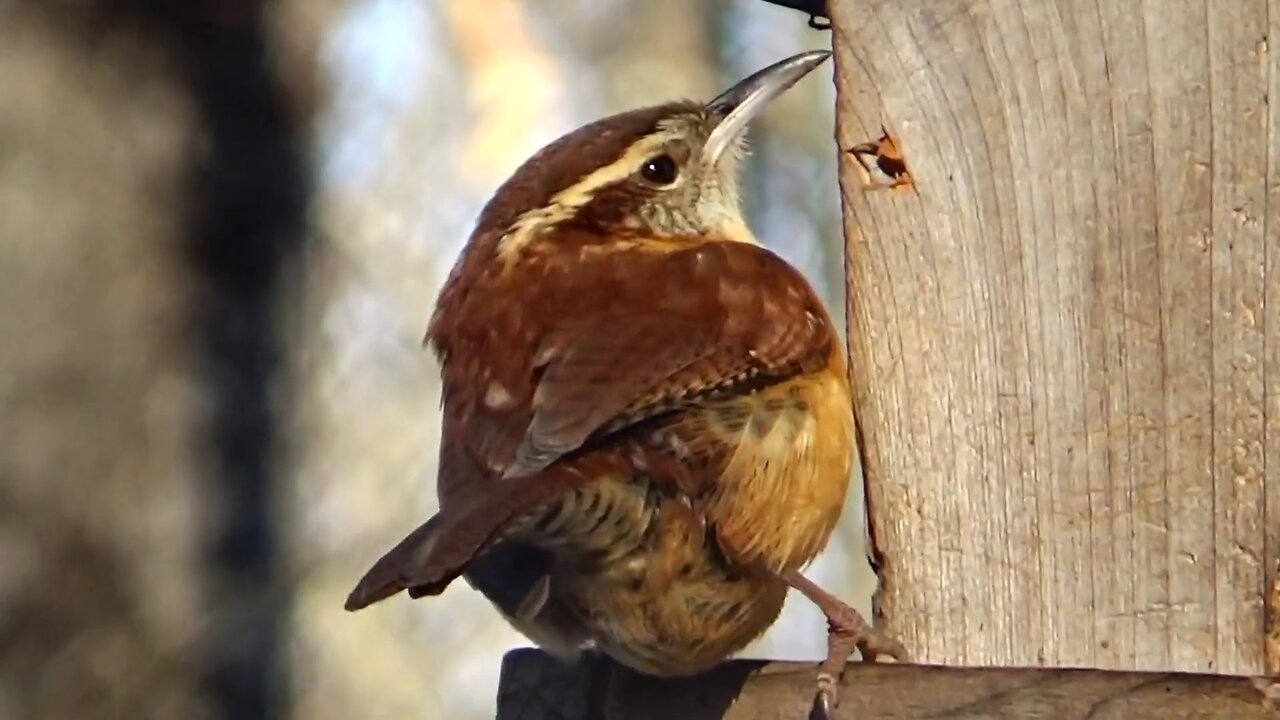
[495,130,682,260]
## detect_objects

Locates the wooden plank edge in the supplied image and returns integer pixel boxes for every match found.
[496,648,1280,720]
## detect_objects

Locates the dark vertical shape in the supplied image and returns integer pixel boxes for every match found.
[755,0,828,22]
[156,2,307,718]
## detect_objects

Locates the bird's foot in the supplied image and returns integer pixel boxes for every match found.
[783,570,910,720]
[808,612,910,719]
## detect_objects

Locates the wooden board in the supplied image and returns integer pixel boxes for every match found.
[494,649,1280,719]
[832,0,1280,675]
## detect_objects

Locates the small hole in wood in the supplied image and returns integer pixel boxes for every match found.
[848,126,914,192]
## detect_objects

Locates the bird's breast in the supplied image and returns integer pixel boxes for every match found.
[689,364,855,574]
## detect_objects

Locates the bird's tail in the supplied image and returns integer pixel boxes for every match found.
[344,513,447,610]
[343,453,610,612]
[344,481,530,611]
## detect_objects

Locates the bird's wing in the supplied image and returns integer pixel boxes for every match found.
[503,239,836,478]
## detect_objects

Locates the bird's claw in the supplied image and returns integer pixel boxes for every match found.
[858,630,911,664]
[809,671,838,720]
[808,615,911,718]
[782,569,911,719]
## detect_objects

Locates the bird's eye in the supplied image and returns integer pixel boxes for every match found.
[640,154,679,185]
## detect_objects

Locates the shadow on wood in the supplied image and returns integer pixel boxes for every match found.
[495,648,1280,719]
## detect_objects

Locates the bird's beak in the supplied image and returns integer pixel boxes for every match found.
[701,49,832,168]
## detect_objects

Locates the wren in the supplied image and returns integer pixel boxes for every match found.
[344,50,910,717]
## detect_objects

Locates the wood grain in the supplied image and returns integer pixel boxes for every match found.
[832,0,1279,674]
[494,649,1280,719]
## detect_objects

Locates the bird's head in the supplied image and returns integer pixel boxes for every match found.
[471,50,832,255]
[427,50,832,352]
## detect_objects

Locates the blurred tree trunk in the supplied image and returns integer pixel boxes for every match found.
[0,1,316,717]
[0,5,206,718]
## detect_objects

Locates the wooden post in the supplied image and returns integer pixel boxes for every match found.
[495,650,1280,719]
[834,0,1280,675]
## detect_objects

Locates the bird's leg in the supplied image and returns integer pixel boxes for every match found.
[782,569,910,719]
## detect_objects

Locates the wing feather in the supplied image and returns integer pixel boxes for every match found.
[502,240,833,478]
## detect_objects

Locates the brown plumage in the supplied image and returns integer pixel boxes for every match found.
[344,50,908,716]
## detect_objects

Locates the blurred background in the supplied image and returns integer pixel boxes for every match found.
[0,0,873,718]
